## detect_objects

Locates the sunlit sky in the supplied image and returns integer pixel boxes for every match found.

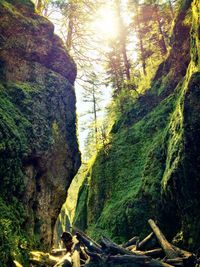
[43,1,136,153]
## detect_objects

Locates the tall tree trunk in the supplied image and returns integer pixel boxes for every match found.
[115,0,131,81]
[121,42,131,80]
[168,0,174,18]
[36,0,42,13]
[66,3,74,52]
[92,87,98,150]
[155,5,167,55]
[135,3,147,76]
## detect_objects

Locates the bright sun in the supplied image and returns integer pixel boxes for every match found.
[93,6,119,40]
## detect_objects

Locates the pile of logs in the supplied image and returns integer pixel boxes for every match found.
[30,219,198,267]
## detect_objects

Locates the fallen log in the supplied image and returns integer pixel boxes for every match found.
[172,244,193,258]
[71,243,81,267]
[30,251,59,266]
[51,249,67,256]
[73,227,102,251]
[148,219,179,259]
[122,236,139,248]
[143,248,163,257]
[165,256,196,267]
[136,239,140,250]
[76,232,103,254]
[80,246,89,261]
[84,247,103,262]
[53,254,72,267]
[100,236,133,255]
[125,248,163,257]
[138,232,154,249]
[172,245,196,266]
[106,254,151,264]
[164,257,184,265]
[126,244,137,251]
[146,259,174,267]
[71,250,80,267]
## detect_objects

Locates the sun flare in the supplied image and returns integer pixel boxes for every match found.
[93,6,119,40]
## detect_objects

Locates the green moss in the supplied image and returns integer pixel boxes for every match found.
[73,176,89,231]
[0,75,75,264]
[74,94,178,242]
[74,0,200,250]
[5,0,34,9]
[0,197,34,267]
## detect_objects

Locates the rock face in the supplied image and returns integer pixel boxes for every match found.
[0,0,80,248]
[74,0,200,251]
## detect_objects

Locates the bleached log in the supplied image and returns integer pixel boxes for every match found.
[122,236,139,248]
[148,219,179,259]
[138,232,154,249]
[51,249,66,256]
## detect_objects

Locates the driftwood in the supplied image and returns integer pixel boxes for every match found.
[122,236,139,248]
[33,219,196,267]
[123,248,163,257]
[54,254,72,267]
[142,248,163,256]
[73,227,102,251]
[51,249,67,256]
[84,247,103,262]
[148,219,179,259]
[100,236,133,255]
[71,243,81,267]
[172,244,194,258]
[30,251,60,266]
[138,232,154,249]
[76,232,103,254]
[107,254,151,264]
[127,244,137,251]
[146,259,174,267]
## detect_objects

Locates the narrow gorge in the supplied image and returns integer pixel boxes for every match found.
[0,0,199,266]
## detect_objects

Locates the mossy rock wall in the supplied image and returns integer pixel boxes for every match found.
[74,0,200,251]
[0,0,80,264]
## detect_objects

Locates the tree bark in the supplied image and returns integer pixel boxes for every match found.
[148,219,179,259]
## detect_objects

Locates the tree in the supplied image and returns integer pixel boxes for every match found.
[105,41,124,96]
[34,0,51,16]
[133,0,148,75]
[81,72,104,152]
[115,0,131,81]
[129,0,172,76]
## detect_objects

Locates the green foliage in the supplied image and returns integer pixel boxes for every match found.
[73,177,89,231]
[0,197,32,267]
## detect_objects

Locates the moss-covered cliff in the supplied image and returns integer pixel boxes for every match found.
[0,0,80,265]
[74,0,200,251]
